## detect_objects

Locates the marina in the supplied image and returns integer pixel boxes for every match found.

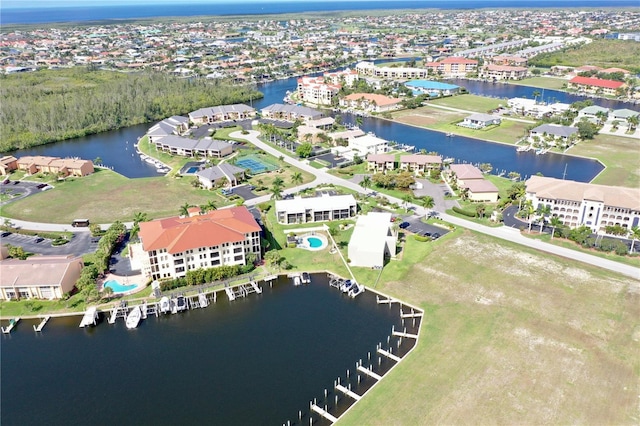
[2,273,422,425]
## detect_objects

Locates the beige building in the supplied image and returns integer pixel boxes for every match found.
[399,154,442,175]
[340,93,402,113]
[525,176,640,232]
[0,156,18,175]
[448,164,498,202]
[367,154,395,173]
[0,255,83,300]
[17,156,94,177]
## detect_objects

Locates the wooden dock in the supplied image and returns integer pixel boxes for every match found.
[400,308,423,318]
[79,307,99,327]
[376,295,399,305]
[357,365,382,381]
[33,316,50,332]
[310,403,338,424]
[2,317,20,334]
[377,347,401,362]
[225,287,236,301]
[335,383,361,401]
[392,330,419,339]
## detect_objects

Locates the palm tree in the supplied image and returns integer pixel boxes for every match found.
[532,90,541,104]
[627,115,639,132]
[179,202,194,217]
[130,211,148,239]
[291,172,303,186]
[271,185,283,200]
[201,200,217,212]
[273,176,284,189]
[402,194,413,212]
[549,216,563,239]
[360,175,371,192]
[628,226,640,254]
[421,196,435,218]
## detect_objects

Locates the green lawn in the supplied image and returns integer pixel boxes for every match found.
[509,76,568,90]
[339,229,639,425]
[427,94,504,112]
[568,134,640,188]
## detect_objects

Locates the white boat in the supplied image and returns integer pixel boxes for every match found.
[341,279,354,293]
[172,295,187,313]
[293,275,301,286]
[159,296,171,314]
[301,272,311,284]
[125,306,142,329]
[516,145,530,152]
[348,283,365,298]
[198,293,209,308]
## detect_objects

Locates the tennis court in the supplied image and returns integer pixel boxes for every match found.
[235,155,278,174]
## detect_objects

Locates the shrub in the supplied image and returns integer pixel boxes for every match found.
[452,206,476,217]
[413,235,430,242]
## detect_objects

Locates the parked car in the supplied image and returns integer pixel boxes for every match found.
[422,231,431,237]
[35,237,44,243]
[12,181,20,185]
[399,222,410,229]
[431,232,441,240]
[2,179,9,185]
[36,183,47,189]
[1,232,12,237]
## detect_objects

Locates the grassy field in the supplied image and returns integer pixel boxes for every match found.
[568,134,640,188]
[427,94,504,112]
[530,39,640,73]
[509,76,568,90]
[339,230,640,425]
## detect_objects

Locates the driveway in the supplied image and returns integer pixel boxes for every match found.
[1,180,49,207]
[412,178,458,212]
[502,205,528,229]
[233,184,259,201]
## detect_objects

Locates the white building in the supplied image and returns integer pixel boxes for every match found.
[275,194,357,224]
[296,76,340,106]
[525,175,640,233]
[347,133,390,157]
[132,206,262,281]
[348,212,397,268]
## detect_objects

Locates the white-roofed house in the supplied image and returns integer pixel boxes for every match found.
[196,163,246,189]
[275,194,357,224]
[458,113,501,129]
[348,212,397,268]
[348,133,389,157]
[529,123,579,146]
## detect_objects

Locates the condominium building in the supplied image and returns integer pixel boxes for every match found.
[188,104,256,125]
[296,76,340,106]
[132,206,262,281]
[16,156,94,177]
[525,175,640,232]
[348,212,397,268]
[275,194,357,224]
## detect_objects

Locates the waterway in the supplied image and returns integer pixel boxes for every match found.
[10,72,616,182]
[1,275,415,425]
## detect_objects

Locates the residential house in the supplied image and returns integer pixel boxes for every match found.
[458,113,501,129]
[568,76,626,96]
[479,64,528,80]
[147,116,189,143]
[610,108,640,124]
[188,104,255,125]
[489,55,528,66]
[525,175,640,232]
[275,193,357,224]
[132,206,262,281]
[0,255,83,300]
[17,156,94,177]
[0,156,18,175]
[196,163,246,189]
[367,154,395,173]
[340,93,402,113]
[448,164,498,202]
[355,61,429,80]
[348,212,397,268]
[577,105,610,122]
[260,104,324,122]
[399,154,442,175]
[529,123,579,146]
[151,135,234,158]
[448,163,484,186]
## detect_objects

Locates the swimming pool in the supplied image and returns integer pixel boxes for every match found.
[104,280,139,294]
[299,234,328,251]
[185,166,200,174]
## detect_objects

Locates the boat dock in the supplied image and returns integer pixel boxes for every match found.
[335,383,361,401]
[2,317,20,334]
[357,365,382,381]
[392,330,419,339]
[310,403,338,424]
[33,316,50,332]
[224,287,236,301]
[377,347,401,362]
[376,295,400,305]
[79,307,99,327]
[400,308,423,319]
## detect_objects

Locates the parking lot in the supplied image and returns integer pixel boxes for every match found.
[395,213,450,240]
[0,231,93,256]
[1,180,51,206]
[232,184,259,201]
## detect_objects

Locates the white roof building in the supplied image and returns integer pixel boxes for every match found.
[348,212,397,268]
[275,194,357,225]
[348,133,390,156]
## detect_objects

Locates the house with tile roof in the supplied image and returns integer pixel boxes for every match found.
[132,206,262,281]
[188,104,255,125]
[366,154,395,174]
[151,135,234,158]
[525,175,640,232]
[340,93,402,113]
[568,76,626,96]
[399,154,442,175]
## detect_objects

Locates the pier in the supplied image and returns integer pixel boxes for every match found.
[400,308,423,319]
[357,365,382,381]
[392,330,419,339]
[376,295,399,305]
[225,287,236,301]
[33,316,50,332]
[2,317,20,334]
[377,347,401,362]
[79,307,99,327]
[335,383,361,401]
[310,403,338,424]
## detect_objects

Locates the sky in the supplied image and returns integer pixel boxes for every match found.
[5,0,384,8]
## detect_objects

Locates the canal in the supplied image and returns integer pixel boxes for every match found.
[1,275,416,426]
[12,73,620,182]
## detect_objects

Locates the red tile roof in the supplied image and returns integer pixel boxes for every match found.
[569,76,625,89]
[139,206,261,254]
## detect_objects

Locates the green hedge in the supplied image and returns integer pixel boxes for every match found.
[413,235,431,242]
[452,206,476,217]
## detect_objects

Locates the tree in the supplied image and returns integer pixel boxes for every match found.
[264,250,281,267]
[360,175,371,191]
[577,120,597,140]
[272,176,284,189]
[130,211,148,239]
[201,200,217,212]
[549,216,563,239]
[291,172,303,185]
[270,185,283,200]
[421,196,435,217]
[475,203,486,219]
[402,194,413,212]
[532,90,541,103]
[296,142,313,158]
[94,157,102,165]
[394,171,415,190]
[179,202,194,217]
[8,245,28,260]
[628,226,640,254]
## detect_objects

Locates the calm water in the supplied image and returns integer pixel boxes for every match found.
[5,1,638,24]
[1,275,414,425]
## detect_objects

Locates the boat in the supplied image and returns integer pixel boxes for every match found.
[159,296,171,314]
[340,279,354,293]
[125,306,142,329]
[172,295,187,313]
[348,282,365,298]
[293,275,301,286]
[446,132,453,137]
[443,157,454,164]
[198,293,209,308]
[516,145,530,152]
[301,272,311,284]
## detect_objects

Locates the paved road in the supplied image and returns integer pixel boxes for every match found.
[2,129,638,280]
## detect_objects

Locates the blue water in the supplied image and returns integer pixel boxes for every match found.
[4,1,638,24]
[185,166,200,174]
[104,279,139,293]
[308,237,323,248]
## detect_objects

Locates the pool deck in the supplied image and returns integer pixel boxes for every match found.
[99,272,147,296]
